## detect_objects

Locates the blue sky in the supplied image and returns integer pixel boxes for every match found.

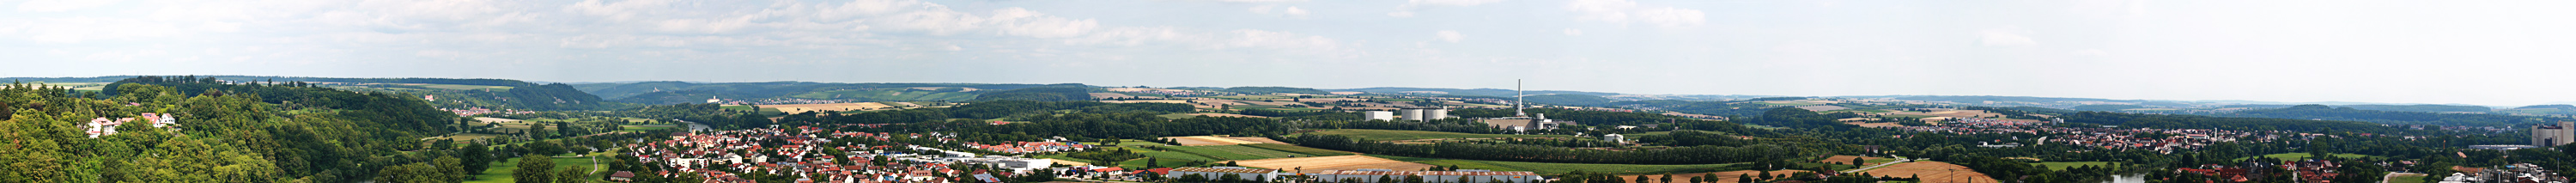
[7,0,2576,106]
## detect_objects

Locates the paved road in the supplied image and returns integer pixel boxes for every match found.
[1844,156,1911,174]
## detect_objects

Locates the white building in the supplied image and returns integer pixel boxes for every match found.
[1167,167,1279,181]
[1602,134,1625,144]
[1364,111,1395,121]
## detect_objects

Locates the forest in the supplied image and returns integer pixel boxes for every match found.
[1222,87,1331,95]
[0,77,463,182]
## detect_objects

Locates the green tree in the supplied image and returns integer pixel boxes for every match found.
[435,156,466,182]
[556,166,587,183]
[516,156,556,183]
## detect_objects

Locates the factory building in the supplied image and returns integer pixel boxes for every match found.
[1400,107,1452,121]
[1364,111,1396,121]
[2536,121,2575,146]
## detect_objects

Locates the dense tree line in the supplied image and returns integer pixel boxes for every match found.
[970,88,1097,102]
[1285,134,1806,164]
[1606,100,1779,118]
[2225,104,2494,113]
[2215,105,2561,126]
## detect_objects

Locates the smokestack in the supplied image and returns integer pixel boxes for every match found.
[1516,79,1526,117]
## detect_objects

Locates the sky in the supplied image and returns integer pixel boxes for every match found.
[6,0,2576,107]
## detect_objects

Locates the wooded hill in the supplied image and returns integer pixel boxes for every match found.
[0,76,460,182]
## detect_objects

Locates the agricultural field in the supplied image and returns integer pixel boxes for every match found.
[464,156,605,183]
[1370,155,1745,174]
[618,125,677,131]
[431,133,511,142]
[1304,129,1570,141]
[1241,143,1356,156]
[1233,156,1439,174]
[1162,136,1266,146]
[1206,95,1294,101]
[1861,161,1996,183]
[1161,145,1304,160]
[1157,113,1270,119]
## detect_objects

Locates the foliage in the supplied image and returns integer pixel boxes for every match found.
[1287,134,1804,164]
[2215,105,2561,125]
[969,88,1095,102]
[0,78,465,182]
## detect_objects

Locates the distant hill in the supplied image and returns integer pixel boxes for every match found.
[2516,104,2576,110]
[573,82,1076,104]
[1522,94,1616,107]
[73,76,609,110]
[1327,87,1620,97]
[2220,104,2491,113]
[1223,87,1330,95]
[2213,105,2560,126]
[2069,105,2150,112]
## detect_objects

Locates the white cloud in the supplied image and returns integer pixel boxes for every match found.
[1249,5,1274,14]
[1283,6,1309,16]
[1562,28,1582,35]
[17,0,123,12]
[1409,0,1504,7]
[2073,49,2110,56]
[1387,11,1416,17]
[1564,0,1704,27]
[1978,27,2038,46]
[1436,30,1462,43]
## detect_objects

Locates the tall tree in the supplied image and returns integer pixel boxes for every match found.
[515,156,556,183]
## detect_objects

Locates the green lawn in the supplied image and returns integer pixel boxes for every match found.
[2032,162,2111,170]
[1241,143,1356,156]
[617,125,677,131]
[464,156,605,183]
[1120,154,1217,169]
[2390,174,2429,183]
[1369,155,1743,174]
[2236,153,2374,161]
[1305,129,1569,141]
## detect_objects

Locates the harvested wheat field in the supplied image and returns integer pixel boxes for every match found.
[1234,156,1438,174]
[1820,156,1892,166]
[1100,100,1190,104]
[1163,136,1265,146]
[765,102,896,113]
[1864,162,1996,183]
[1224,137,1291,144]
[1619,170,1812,183]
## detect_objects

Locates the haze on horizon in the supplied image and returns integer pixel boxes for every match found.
[5,0,2576,107]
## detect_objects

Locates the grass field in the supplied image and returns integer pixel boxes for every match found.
[1207,95,1293,101]
[618,125,677,131]
[1160,145,1300,160]
[2236,153,2373,161]
[1242,143,1356,156]
[1121,152,1218,168]
[463,156,603,183]
[2390,174,2429,183]
[1369,155,1744,174]
[1305,129,1569,141]
[2033,162,2111,170]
